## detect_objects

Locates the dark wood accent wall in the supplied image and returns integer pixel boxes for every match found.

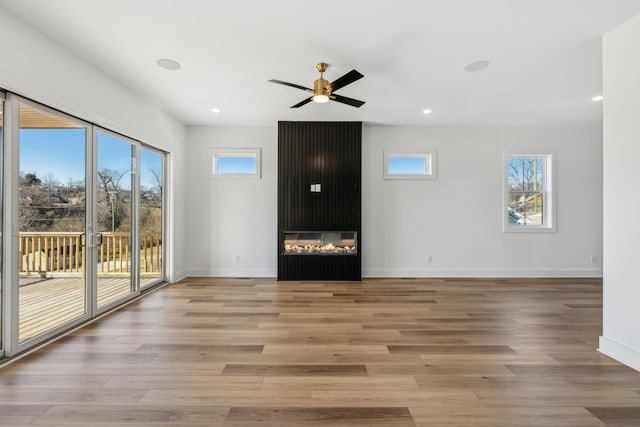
[278,121,362,281]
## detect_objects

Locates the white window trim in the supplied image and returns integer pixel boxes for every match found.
[208,148,261,179]
[383,148,437,180]
[503,150,556,233]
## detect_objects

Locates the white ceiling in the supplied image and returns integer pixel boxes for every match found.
[2,0,639,127]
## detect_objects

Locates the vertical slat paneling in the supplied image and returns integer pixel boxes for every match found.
[278,121,361,281]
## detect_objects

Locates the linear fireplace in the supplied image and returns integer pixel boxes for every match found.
[278,230,360,281]
[277,121,362,281]
[282,231,357,255]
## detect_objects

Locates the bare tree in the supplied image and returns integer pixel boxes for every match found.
[509,158,540,192]
[97,168,129,231]
[150,168,163,199]
[42,172,59,188]
[97,168,128,194]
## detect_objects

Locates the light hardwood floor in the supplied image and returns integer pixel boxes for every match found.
[1,277,640,426]
[19,277,134,340]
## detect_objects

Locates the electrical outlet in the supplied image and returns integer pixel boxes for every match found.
[234,255,240,263]
[426,255,432,263]
[590,255,598,264]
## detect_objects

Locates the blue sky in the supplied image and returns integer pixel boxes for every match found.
[20,128,85,183]
[388,157,426,175]
[218,157,256,174]
[20,129,162,189]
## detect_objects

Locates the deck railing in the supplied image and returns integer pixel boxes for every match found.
[19,232,162,276]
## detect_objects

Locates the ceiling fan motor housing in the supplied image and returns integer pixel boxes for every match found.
[314,77,331,96]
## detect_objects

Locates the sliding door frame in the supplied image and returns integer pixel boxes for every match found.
[139,143,167,290]
[0,91,5,358]
[1,93,168,359]
[92,126,141,316]
[4,94,93,356]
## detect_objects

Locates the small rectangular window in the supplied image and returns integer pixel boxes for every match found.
[209,148,261,179]
[504,152,555,232]
[384,149,436,180]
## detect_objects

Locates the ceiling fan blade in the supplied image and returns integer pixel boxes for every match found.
[291,97,313,108]
[328,69,364,92]
[331,94,365,108]
[268,79,313,92]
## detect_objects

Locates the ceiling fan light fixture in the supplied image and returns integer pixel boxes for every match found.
[312,94,330,103]
[269,62,365,108]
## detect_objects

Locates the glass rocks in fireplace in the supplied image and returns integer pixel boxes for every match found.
[283,231,357,255]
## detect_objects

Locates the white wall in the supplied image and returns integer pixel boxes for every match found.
[363,126,602,277]
[186,124,602,278]
[600,14,640,371]
[0,8,188,281]
[187,126,278,277]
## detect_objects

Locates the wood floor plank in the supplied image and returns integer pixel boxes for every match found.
[221,364,367,376]
[3,277,639,426]
[473,388,640,407]
[0,404,49,413]
[261,376,419,391]
[136,344,264,353]
[139,389,312,407]
[0,375,111,388]
[102,375,263,390]
[308,390,484,408]
[32,405,229,426]
[410,406,605,427]
[72,362,226,376]
[505,364,640,376]
[587,406,640,426]
[224,406,416,426]
[0,388,146,405]
[387,344,516,354]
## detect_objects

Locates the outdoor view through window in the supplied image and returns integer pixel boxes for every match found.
[507,156,545,226]
[18,103,163,342]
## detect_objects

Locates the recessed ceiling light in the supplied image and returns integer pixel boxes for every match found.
[422,109,433,115]
[156,58,181,71]
[464,60,490,72]
[211,107,221,113]
[592,95,604,102]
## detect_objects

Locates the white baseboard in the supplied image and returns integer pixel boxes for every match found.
[362,268,602,278]
[183,267,601,279]
[171,270,188,283]
[599,336,640,372]
[187,268,277,278]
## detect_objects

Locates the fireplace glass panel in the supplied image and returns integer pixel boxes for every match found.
[283,231,357,255]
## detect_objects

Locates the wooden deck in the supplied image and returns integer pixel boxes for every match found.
[2,277,640,426]
[19,276,159,340]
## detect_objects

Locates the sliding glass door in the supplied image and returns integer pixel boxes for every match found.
[17,101,90,342]
[139,147,164,288]
[95,131,136,310]
[0,94,168,359]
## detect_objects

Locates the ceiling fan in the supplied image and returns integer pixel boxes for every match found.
[269,62,365,108]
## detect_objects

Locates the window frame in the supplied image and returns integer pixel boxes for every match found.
[0,92,4,357]
[503,150,556,233]
[208,148,261,179]
[383,148,437,180]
